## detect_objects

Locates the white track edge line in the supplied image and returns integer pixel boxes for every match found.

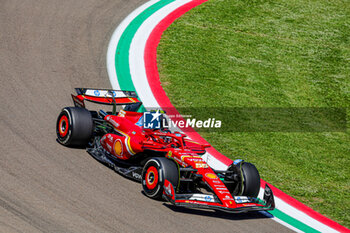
[107,0,161,90]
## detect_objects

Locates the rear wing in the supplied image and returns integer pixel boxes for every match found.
[71,88,141,108]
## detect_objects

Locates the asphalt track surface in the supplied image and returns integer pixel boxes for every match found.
[0,1,292,232]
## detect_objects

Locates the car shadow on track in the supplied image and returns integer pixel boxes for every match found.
[162,203,273,221]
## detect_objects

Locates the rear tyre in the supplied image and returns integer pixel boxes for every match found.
[56,107,93,147]
[241,162,260,198]
[142,157,179,200]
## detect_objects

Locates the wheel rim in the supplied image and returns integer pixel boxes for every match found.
[58,115,69,137]
[145,166,159,190]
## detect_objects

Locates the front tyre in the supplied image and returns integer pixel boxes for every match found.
[142,157,179,200]
[241,162,261,198]
[56,107,93,147]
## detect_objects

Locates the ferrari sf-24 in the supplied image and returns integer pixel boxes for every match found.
[56,88,275,213]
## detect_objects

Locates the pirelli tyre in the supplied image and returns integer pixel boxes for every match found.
[241,162,261,198]
[142,157,179,200]
[56,107,93,147]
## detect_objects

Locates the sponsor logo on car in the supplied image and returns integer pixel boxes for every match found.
[113,139,123,156]
[186,157,203,162]
[166,151,172,158]
[186,200,209,205]
[205,173,218,179]
[107,134,114,143]
[132,172,142,180]
[218,190,231,194]
[223,195,234,201]
[94,90,100,96]
[234,196,251,204]
[194,163,208,169]
[242,203,255,207]
[189,194,215,203]
[118,110,126,117]
[108,118,120,128]
[214,184,226,188]
[173,157,188,167]
[204,195,212,202]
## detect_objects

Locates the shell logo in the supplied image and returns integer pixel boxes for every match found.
[205,173,218,179]
[114,139,123,156]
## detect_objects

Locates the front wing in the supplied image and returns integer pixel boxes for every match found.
[162,180,275,213]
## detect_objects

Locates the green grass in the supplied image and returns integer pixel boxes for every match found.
[157,0,350,227]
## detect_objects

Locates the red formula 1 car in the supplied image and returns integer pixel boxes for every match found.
[56,88,275,213]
